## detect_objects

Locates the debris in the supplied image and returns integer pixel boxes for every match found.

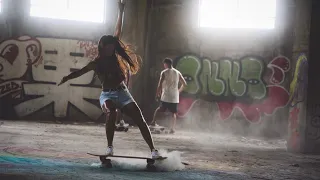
[290,164,300,167]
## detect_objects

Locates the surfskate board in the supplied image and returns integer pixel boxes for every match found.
[149,125,170,134]
[87,153,167,171]
[115,123,129,132]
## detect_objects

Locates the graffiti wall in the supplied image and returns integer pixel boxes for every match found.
[0,36,103,121]
[174,54,291,125]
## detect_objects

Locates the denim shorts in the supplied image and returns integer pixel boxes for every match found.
[99,86,135,111]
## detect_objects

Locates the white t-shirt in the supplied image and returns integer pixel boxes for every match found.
[160,68,181,103]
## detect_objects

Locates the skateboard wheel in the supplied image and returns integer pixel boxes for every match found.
[124,128,128,132]
[104,162,112,168]
[100,157,112,168]
[146,163,156,171]
[99,156,106,162]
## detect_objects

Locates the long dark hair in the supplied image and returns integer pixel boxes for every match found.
[97,35,141,76]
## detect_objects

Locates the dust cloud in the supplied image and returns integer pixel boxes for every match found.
[175,99,288,140]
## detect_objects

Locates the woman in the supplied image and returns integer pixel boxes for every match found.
[58,0,160,159]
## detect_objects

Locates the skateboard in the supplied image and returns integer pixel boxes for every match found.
[149,125,169,134]
[115,120,129,132]
[87,153,167,171]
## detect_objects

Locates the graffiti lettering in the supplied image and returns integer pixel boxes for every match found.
[0,36,102,120]
[0,81,23,98]
[311,116,320,128]
[174,54,290,122]
[14,38,103,120]
[308,104,320,140]
[0,36,42,81]
[176,55,271,100]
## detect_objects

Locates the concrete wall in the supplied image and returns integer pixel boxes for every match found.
[143,0,296,137]
[0,0,148,122]
[1,0,316,143]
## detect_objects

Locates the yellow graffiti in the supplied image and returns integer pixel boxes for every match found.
[289,54,308,106]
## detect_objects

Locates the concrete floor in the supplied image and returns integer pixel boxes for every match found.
[0,120,320,180]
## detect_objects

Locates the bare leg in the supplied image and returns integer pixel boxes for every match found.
[170,113,177,132]
[104,100,117,146]
[150,107,160,126]
[115,109,123,125]
[121,102,155,151]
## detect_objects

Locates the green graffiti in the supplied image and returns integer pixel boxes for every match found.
[240,57,266,99]
[200,59,225,96]
[175,55,201,94]
[229,61,246,97]
[218,59,246,97]
[175,55,267,100]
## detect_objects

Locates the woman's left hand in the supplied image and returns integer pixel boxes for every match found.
[119,0,125,12]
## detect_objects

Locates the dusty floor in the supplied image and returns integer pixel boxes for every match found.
[0,120,320,180]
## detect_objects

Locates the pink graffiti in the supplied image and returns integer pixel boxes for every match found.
[216,86,289,122]
[77,41,98,60]
[178,85,289,123]
[267,56,290,85]
[288,107,300,150]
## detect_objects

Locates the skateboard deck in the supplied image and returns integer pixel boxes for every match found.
[87,153,167,171]
[115,123,129,132]
[149,125,170,134]
[87,153,167,160]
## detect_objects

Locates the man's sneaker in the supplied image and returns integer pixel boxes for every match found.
[117,120,124,126]
[149,123,159,127]
[169,129,175,134]
[105,146,114,156]
[151,149,160,159]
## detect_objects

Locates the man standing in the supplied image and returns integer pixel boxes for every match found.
[150,58,187,134]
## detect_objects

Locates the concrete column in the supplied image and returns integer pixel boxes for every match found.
[5,0,29,37]
[287,0,320,154]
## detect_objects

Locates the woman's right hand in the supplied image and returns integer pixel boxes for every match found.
[118,0,125,12]
[58,76,68,86]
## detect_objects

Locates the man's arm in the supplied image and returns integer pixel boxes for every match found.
[156,72,165,98]
[178,73,187,93]
[114,0,125,39]
[58,62,95,86]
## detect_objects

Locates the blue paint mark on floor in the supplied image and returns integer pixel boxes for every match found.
[0,155,249,180]
[0,155,77,167]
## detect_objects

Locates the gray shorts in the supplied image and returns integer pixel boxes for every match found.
[99,86,134,112]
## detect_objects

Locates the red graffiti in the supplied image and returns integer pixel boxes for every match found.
[178,97,197,117]
[0,36,43,81]
[178,85,289,123]
[267,56,290,85]
[0,44,19,65]
[77,41,98,60]
[217,86,289,122]
[26,44,42,66]
[288,107,300,150]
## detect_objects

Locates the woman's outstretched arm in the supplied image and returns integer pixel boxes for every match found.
[114,0,125,39]
[58,62,95,86]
